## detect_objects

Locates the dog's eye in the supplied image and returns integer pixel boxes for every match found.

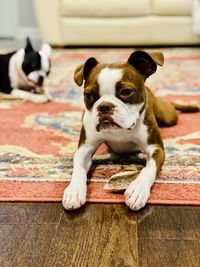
[120,89,133,97]
[84,93,94,101]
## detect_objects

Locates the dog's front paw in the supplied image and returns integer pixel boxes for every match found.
[30,94,48,103]
[124,179,150,211]
[62,183,86,210]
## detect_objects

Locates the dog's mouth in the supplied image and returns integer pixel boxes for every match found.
[27,79,42,87]
[96,116,121,132]
[96,116,136,132]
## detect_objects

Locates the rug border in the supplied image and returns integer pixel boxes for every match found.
[0,181,199,205]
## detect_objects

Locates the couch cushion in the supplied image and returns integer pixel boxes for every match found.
[152,0,192,16]
[61,16,200,45]
[60,0,151,17]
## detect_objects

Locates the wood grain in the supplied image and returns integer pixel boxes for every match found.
[138,239,200,267]
[0,203,199,267]
[137,205,200,240]
[44,204,138,267]
[0,203,63,225]
[0,224,57,267]
[138,205,200,267]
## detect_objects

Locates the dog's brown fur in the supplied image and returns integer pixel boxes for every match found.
[62,50,200,211]
[74,51,199,189]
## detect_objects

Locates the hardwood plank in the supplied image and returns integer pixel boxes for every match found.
[178,207,200,240]
[138,239,200,267]
[0,223,58,267]
[182,240,200,267]
[0,203,63,224]
[138,205,200,240]
[44,204,138,267]
[1,203,199,267]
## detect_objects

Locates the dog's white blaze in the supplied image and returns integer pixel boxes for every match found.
[98,67,122,96]
[95,67,145,129]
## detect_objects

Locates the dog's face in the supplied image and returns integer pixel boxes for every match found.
[74,51,164,131]
[21,38,51,86]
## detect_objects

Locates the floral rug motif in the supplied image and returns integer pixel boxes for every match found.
[0,48,200,204]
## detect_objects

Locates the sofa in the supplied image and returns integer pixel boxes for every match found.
[34,0,200,46]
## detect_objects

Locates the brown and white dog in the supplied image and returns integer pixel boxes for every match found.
[62,51,198,211]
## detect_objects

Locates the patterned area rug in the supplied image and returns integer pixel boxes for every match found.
[0,48,200,205]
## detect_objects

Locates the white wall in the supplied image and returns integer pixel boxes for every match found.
[17,0,37,27]
[0,0,39,39]
[0,0,16,37]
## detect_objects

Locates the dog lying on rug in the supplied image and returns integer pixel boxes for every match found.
[62,51,199,211]
[0,38,51,103]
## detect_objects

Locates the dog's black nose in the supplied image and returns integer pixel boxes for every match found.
[37,76,44,85]
[97,102,115,114]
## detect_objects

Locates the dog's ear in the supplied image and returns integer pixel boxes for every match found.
[41,43,52,58]
[74,57,98,86]
[127,51,164,78]
[25,37,34,53]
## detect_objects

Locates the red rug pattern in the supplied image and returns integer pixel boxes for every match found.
[0,48,200,205]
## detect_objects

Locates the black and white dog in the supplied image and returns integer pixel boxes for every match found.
[0,38,51,103]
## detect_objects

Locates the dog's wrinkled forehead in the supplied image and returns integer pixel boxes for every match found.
[74,51,164,87]
[96,64,144,95]
[97,67,122,95]
[74,51,164,109]
[84,63,145,97]
[77,61,143,93]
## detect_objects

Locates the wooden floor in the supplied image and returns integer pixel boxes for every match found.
[0,203,199,267]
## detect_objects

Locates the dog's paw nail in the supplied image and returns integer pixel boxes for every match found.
[124,180,150,211]
[62,185,86,210]
[124,193,130,201]
[79,198,86,206]
[124,187,134,199]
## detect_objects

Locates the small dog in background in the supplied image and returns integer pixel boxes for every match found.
[0,37,52,103]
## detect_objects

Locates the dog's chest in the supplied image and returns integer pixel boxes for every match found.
[106,139,141,153]
[101,121,148,153]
